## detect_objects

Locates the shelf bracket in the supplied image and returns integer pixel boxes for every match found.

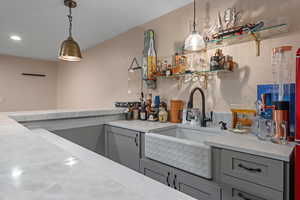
[250,33,261,57]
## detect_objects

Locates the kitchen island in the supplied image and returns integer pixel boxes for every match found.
[0,109,195,200]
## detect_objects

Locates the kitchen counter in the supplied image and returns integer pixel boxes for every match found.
[205,132,295,162]
[0,109,295,198]
[108,120,295,162]
[0,110,195,200]
[7,108,125,122]
[107,120,177,132]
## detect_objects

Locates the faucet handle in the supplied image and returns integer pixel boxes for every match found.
[209,111,213,121]
[219,121,227,130]
[205,111,213,122]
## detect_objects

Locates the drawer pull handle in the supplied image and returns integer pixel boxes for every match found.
[173,174,177,190]
[134,134,138,147]
[238,164,262,173]
[166,172,170,186]
[238,192,252,200]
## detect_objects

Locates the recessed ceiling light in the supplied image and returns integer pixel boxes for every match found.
[10,35,22,41]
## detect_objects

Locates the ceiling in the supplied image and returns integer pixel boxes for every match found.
[0,0,192,61]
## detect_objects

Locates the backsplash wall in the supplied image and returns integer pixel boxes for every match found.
[57,0,300,112]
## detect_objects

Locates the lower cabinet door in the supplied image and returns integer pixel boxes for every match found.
[106,126,140,172]
[173,169,221,200]
[53,125,105,156]
[140,159,173,186]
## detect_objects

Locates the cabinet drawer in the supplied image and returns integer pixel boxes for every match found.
[221,175,283,200]
[221,149,284,191]
[232,189,266,200]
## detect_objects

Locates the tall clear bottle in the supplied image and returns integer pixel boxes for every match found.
[147,32,157,79]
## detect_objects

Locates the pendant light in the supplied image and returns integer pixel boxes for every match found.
[58,0,82,62]
[184,0,205,52]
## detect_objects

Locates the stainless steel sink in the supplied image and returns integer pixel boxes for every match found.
[145,125,223,179]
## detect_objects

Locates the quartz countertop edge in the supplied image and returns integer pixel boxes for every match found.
[107,120,177,132]
[6,108,125,122]
[205,134,295,162]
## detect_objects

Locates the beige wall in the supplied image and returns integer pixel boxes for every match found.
[57,27,145,109]
[57,0,300,112]
[0,55,58,112]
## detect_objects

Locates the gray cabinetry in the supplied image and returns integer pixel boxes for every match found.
[140,158,172,186]
[106,126,140,171]
[140,158,221,200]
[221,176,283,200]
[53,125,105,156]
[221,149,284,191]
[222,185,270,200]
[174,168,221,200]
[215,148,290,200]
[105,126,291,200]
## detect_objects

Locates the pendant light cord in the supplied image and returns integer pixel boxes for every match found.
[68,6,73,37]
[193,0,196,31]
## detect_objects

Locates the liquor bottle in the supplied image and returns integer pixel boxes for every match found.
[147,31,157,79]
[146,93,152,114]
[142,56,148,80]
[140,102,147,121]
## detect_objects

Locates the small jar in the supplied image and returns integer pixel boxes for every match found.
[159,107,168,123]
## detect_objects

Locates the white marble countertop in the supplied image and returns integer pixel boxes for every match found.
[107,120,177,132]
[0,110,195,200]
[205,132,295,162]
[108,120,295,162]
[0,109,295,199]
[7,108,125,122]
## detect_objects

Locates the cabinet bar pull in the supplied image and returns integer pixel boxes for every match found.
[166,172,170,186]
[238,164,262,173]
[173,175,177,189]
[238,192,252,200]
[134,134,138,146]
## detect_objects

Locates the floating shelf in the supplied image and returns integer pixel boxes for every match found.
[143,69,233,89]
[154,69,232,79]
[206,23,289,55]
[141,24,287,87]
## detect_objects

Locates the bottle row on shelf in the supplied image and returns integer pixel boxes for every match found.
[142,48,235,81]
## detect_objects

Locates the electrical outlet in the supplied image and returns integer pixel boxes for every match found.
[0,97,4,103]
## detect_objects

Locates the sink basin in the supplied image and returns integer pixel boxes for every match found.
[145,125,223,179]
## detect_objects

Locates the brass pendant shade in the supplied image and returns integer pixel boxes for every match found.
[58,36,82,62]
[58,0,82,62]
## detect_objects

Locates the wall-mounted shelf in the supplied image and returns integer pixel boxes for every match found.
[206,23,289,56]
[154,69,232,79]
[146,69,233,89]
[138,24,287,91]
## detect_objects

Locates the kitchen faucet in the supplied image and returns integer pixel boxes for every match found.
[187,87,212,127]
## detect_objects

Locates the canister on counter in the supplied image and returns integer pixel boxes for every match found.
[170,100,183,123]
